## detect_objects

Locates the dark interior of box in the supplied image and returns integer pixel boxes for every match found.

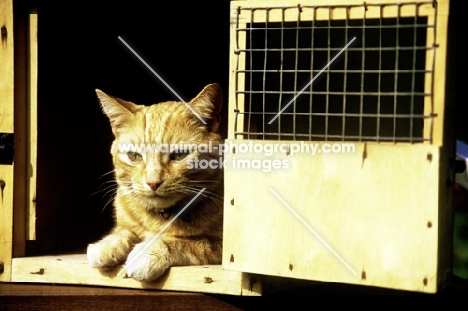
[29,0,230,255]
[244,17,428,142]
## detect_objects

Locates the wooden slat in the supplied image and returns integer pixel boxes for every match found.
[228,5,246,140]
[232,0,440,23]
[0,1,13,133]
[423,13,436,144]
[0,284,245,311]
[430,2,450,146]
[0,0,14,282]
[27,11,38,240]
[11,255,262,296]
[0,165,14,282]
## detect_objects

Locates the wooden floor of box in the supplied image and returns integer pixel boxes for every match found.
[11,254,262,296]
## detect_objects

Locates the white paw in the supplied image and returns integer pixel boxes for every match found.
[86,241,125,268]
[125,241,171,282]
[87,243,107,268]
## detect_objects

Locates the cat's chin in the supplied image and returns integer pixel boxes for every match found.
[138,194,182,211]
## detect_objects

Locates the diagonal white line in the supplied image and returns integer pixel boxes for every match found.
[117,36,207,124]
[269,188,357,276]
[118,188,206,277]
[268,37,357,124]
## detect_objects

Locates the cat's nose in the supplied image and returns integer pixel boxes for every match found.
[147,181,163,191]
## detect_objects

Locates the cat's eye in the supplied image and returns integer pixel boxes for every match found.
[170,150,190,161]
[127,151,143,162]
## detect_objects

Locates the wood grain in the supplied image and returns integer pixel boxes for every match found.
[223,141,449,293]
[0,283,244,311]
[28,11,38,240]
[11,254,262,296]
[0,0,14,283]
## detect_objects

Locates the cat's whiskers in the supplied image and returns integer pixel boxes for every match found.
[99,169,117,178]
[102,195,116,213]
[119,186,137,198]
[174,185,223,207]
[88,170,118,212]
[87,175,117,197]
[85,177,118,213]
[100,181,120,212]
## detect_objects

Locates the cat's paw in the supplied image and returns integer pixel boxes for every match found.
[87,240,129,269]
[125,240,171,282]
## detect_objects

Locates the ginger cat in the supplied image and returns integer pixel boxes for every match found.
[87,84,223,281]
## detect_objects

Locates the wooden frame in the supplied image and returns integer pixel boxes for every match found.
[1,0,38,278]
[228,0,449,144]
[0,0,15,283]
[224,0,453,293]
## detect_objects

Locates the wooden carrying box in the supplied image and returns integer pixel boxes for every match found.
[222,0,454,294]
[0,0,455,295]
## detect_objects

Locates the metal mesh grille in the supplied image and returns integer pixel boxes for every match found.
[233,2,437,142]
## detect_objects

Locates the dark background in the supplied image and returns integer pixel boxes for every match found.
[32,0,231,254]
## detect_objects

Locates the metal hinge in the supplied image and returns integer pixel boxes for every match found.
[0,133,14,165]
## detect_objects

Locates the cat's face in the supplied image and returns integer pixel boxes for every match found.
[96,84,223,210]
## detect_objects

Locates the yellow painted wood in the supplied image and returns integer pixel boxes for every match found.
[423,13,436,144]
[223,141,447,293]
[0,165,14,282]
[430,6,450,146]
[229,5,246,139]
[0,0,14,282]
[27,12,38,240]
[0,0,14,133]
[11,255,262,296]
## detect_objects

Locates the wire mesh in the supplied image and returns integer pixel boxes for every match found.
[233,2,437,143]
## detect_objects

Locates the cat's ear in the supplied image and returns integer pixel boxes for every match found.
[96,89,141,135]
[189,83,223,133]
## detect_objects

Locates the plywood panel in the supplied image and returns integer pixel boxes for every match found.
[223,140,445,293]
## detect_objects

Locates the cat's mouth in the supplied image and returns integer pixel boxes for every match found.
[140,190,183,205]
[144,187,177,197]
[143,192,172,200]
[143,191,168,199]
[125,184,184,209]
